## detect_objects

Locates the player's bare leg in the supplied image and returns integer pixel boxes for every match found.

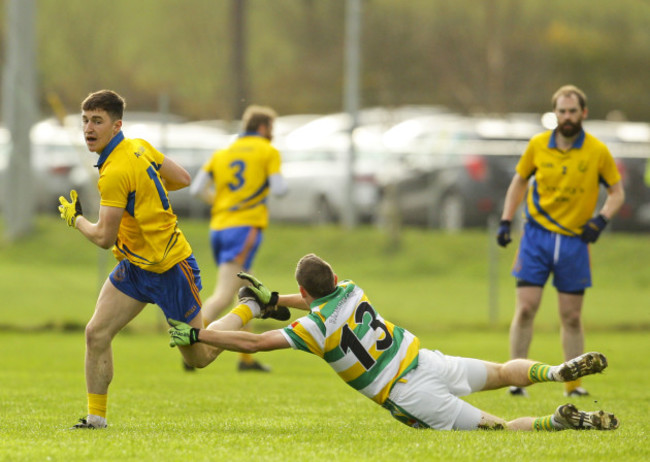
[509,286,543,359]
[176,313,224,368]
[85,280,146,394]
[74,279,147,428]
[477,412,534,431]
[558,291,587,395]
[479,352,607,393]
[204,261,269,371]
[201,262,244,322]
[481,359,539,390]
[477,408,618,431]
[508,286,543,396]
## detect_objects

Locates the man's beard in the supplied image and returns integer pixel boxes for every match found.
[558,120,582,137]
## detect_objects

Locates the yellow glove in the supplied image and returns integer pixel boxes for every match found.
[58,190,83,228]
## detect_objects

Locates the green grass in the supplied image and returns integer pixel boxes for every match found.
[1,216,649,461]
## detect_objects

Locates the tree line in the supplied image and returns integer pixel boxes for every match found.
[1,0,649,122]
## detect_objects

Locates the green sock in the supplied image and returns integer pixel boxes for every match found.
[533,415,556,431]
[528,363,553,383]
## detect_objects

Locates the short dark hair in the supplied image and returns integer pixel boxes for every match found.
[552,85,587,110]
[242,105,276,132]
[81,90,126,121]
[295,253,336,299]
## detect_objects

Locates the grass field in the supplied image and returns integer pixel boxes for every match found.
[1,216,649,461]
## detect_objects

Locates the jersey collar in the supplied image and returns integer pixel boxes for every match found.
[239,131,266,139]
[548,128,586,150]
[94,131,125,168]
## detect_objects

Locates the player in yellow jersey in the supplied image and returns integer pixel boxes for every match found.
[189,105,287,372]
[168,253,618,431]
[497,85,625,398]
[58,90,252,429]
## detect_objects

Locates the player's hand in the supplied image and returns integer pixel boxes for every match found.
[58,190,83,228]
[237,272,279,306]
[581,214,608,243]
[496,220,512,247]
[167,318,200,347]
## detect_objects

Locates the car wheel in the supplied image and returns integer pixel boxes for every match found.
[438,192,465,231]
[312,196,336,225]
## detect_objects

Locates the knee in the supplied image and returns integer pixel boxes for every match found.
[84,322,112,351]
[515,304,538,323]
[561,312,582,330]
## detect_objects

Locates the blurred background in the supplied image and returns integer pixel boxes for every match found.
[2,0,650,240]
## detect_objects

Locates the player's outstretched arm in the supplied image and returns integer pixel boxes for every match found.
[278,293,310,311]
[168,319,290,353]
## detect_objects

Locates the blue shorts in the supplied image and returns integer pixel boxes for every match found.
[210,226,262,270]
[109,255,202,322]
[512,221,591,292]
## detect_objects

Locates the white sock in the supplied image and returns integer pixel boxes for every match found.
[87,414,107,428]
[241,299,262,318]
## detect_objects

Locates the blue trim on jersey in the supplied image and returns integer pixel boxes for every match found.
[117,232,180,267]
[548,128,585,149]
[94,131,125,168]
[126,191,135,216]
[239,131,265,138]
[228,180,270,212]
[528,179,576,236]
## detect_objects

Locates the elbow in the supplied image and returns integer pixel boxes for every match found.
[179,173,191,188]
[97,238,114,250]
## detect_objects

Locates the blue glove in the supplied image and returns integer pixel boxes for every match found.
[581,214,608,243]
[496,220,512,247]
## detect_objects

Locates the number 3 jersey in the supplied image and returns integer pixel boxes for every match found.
[95,131,192,273]
[201,134,282,231]
[281,280,420,404]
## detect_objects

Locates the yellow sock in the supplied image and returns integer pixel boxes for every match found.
[230,304,254,325]
[533,415,556,431]
[528,363,553,383]
[564,378,581,393]
[88,393,107,418]
[240,352,255,364]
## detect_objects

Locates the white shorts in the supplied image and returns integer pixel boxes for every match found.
[383,349,487,430]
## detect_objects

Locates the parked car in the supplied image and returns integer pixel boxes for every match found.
[377,114,543,230]
[0,118,94,213]
[268,108,447,225]
[268,144,388,224]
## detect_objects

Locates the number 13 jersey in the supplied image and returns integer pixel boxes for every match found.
[282,281,420,404]
[96,132,192,273]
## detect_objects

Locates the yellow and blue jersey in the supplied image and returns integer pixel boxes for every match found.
[202,134,282,231]
[281,280,420,404]
[517,129,621,236]
[96,131,192,273]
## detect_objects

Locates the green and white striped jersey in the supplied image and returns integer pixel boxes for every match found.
[281,280,420,404]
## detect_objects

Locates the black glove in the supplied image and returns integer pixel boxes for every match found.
[238,286,290,321]
[496,220,512,247]
[580,214,608,243]
[237,272,279,306]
